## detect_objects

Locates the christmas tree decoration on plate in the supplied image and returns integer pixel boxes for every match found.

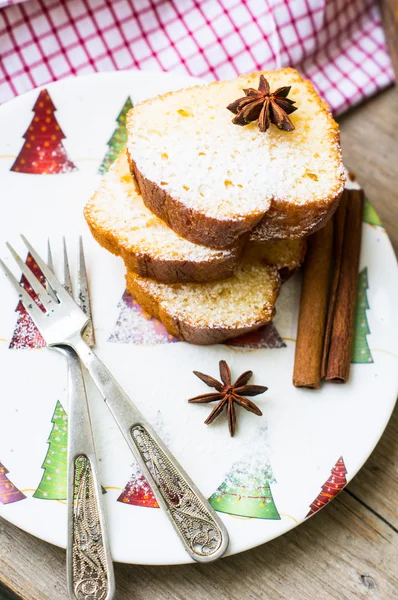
[363,197,382,227]
[34,401,68,500]
[117,411,168,508]
[306,456,347,517]
[227,322,286,349]
[117,467,159,509]
[99,97,133,174]
[0,462,26,505]
[351,268,373,364]
[10,89,77,174]
[9,253,46,350]
[108,289,179,344]
[209,460,280,519]
[188,360,267,437]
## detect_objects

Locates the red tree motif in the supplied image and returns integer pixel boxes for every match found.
[306,456,347,517]
[117,470,159,508]
[9,253,46,350]
[0,462,26,505]
[11,89,77,174]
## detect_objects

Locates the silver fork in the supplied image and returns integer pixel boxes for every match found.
[1,235,229,563]
[47,239,115,600]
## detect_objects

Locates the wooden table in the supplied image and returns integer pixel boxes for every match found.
[1,86,398,600]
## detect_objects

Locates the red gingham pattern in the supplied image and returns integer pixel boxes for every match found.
[0,0,394,113]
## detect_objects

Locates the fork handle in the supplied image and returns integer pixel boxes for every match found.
[67,334,229,563]
[57,347,115,600]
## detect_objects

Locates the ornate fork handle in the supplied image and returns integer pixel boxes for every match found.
[131,425,224,558]
[67,334,229,563]
[58,347,115,600]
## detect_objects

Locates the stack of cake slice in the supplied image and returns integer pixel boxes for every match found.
[85,68,345,345]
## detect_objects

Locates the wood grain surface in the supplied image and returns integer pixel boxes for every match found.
[1,85,398,600]
[380,0,398,81]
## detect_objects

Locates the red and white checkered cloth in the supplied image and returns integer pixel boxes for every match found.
[0,0,394,113]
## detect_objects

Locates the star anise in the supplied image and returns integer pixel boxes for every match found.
[227,75,298,133]
[188,360,267,437]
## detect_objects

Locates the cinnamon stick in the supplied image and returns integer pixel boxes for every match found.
[293,219,333,388]
[321,191,349,379]
[323,189,364,382]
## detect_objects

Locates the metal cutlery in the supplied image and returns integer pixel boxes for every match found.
[0,235,229,563]
[47,239,115,600]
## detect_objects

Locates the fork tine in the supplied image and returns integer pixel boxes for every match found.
[20,235,73,305]
[63,237,73,297]
[78,236,95,346]
[46,240,58,303]
[47,239,54,271]
[6,242,54,308]
[0,257,45,325]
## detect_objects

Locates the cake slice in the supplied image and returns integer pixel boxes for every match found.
[125,260,281,345]
[84,150,242,283]
[247,238,306,280]
[127,68,345,248]
[85,151,306,284]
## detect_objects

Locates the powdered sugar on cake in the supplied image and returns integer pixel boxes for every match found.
[87,151,237,263]
[128,71,345,222]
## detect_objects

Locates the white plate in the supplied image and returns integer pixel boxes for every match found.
[0,71,397,565]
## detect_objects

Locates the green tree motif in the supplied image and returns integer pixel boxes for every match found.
[34,401,68,500]
[352,268,373,364]
[363,197,382,227]
[209,462,280,519]
[98,97,133,174]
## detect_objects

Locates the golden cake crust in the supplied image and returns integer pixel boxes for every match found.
[125,262,281,345]
[84,151,243,283]
[127,68,345,248]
